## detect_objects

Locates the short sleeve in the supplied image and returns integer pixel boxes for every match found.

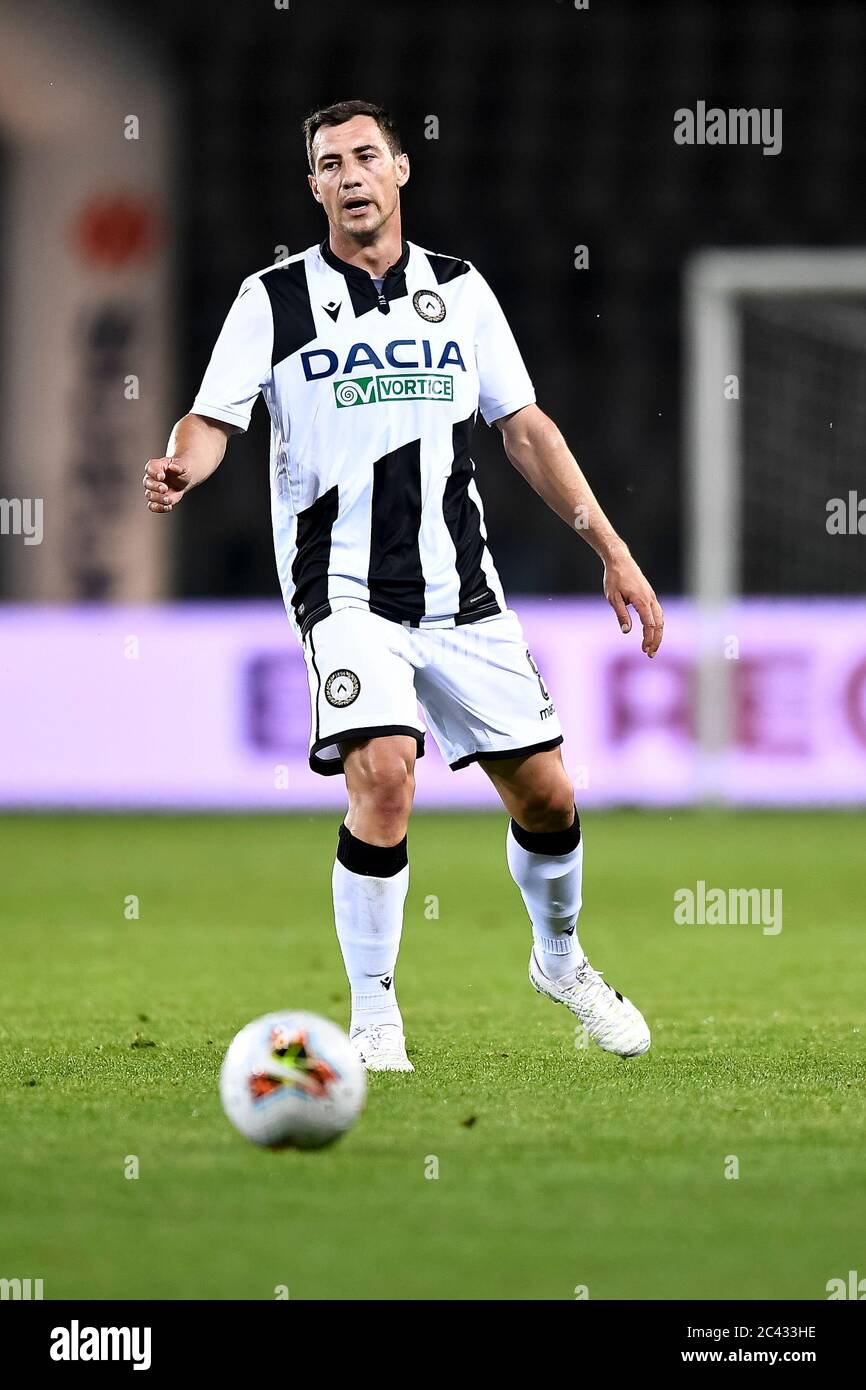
[191,276,274,432]
[473,268,536,426]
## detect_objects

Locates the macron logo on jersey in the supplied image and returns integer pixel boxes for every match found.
[302,339,467,410]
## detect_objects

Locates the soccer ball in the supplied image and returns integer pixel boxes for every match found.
[219,1011,366,1149]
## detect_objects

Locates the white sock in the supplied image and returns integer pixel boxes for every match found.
[332,824,409,1034]
[506,811,585,981]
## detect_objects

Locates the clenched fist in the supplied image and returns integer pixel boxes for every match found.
[142,457,193,513]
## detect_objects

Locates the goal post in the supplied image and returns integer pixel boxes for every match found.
[683,248,866,798]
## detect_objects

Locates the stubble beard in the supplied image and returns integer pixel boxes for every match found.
[339,190,399,247]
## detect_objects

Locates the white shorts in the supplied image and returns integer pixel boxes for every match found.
[302,605,563,775]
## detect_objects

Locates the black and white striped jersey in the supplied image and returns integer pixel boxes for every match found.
[192,238,535,637]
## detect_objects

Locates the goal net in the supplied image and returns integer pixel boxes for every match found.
[683,250,866,791]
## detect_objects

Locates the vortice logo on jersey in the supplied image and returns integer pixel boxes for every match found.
[413,289,446,322]
[334,374,454,408]
[324,669,361,707]
[301,340,466,380]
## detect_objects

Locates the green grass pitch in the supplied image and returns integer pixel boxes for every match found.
[0,810,863,1301]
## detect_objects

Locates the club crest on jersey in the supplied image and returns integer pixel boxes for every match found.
[324,668,361,707]
[413,289,446,323]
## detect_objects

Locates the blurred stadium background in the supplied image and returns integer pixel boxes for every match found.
[1,0,865,810]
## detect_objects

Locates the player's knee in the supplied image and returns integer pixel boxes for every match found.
[345,740,415,831]
[514,777,576,833]
[369,767,415,824]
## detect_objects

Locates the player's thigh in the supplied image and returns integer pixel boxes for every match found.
[414,609,564,773]
[302,608,424,778]
[479,745,575,831]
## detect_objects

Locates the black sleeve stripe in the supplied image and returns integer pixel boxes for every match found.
[426,253,471,285]
[260,260,317,367]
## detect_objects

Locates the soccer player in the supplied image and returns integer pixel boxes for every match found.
[144,99,664,1072]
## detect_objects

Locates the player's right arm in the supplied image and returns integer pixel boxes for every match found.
[143,413,234,513]
[144,271,274,514]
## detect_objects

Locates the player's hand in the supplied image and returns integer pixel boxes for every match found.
[142,456,193,513]
[603,547,664,657]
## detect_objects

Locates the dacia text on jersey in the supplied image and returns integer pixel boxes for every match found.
[302,340,466,408]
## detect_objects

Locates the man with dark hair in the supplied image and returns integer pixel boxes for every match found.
[143,100,664,1072]
[303,99,402,170]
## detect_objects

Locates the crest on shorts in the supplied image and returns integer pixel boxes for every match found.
[325,669,361,707]
[413,289,446,323]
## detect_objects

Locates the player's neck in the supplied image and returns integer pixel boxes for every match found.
[326,220,405,280]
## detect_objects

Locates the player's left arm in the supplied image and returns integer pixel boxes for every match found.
[495,403,664,657]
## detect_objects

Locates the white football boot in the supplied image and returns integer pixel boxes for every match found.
[529,949,651,1057]
[350,1023,414,1073]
